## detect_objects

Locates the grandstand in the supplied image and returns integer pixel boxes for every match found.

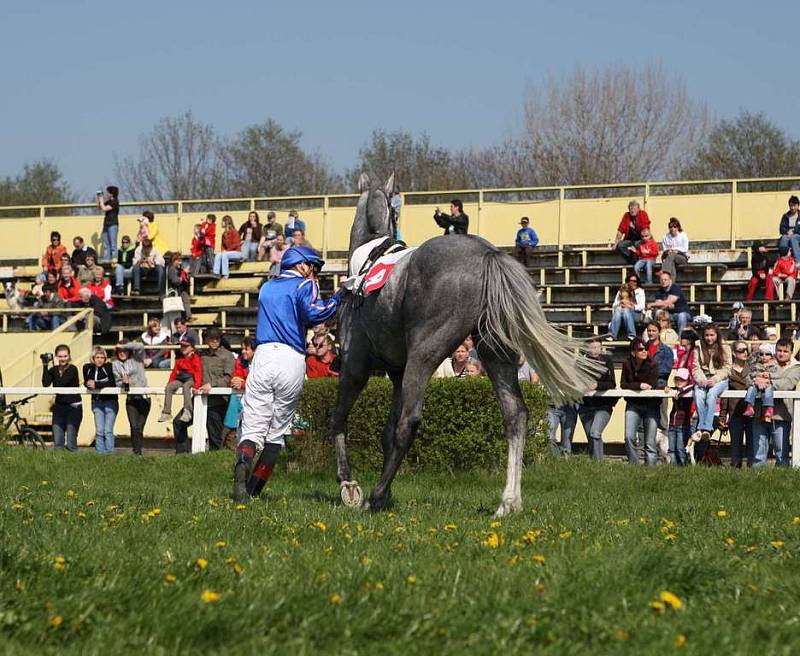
[1,176,799,449]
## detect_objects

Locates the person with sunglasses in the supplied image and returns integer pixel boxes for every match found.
[306,333,339,379]
[621,337,660,465]
[719,341,752,467]
[39,231,67,282]
[233,246,341,502]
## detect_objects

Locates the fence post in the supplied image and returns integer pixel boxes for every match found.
[322,195,329,259]
[191,393,208,453]
[557,187,565,249]
[176,201,183,254]
[730,180,737,249]
[476,190,483,238]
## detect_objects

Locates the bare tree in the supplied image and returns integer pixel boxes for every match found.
[221,119,341,197]
[522,63,709,185]
[681,111,800,181]
[114,111,226,201]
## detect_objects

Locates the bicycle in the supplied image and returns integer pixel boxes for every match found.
[3,395,46,448]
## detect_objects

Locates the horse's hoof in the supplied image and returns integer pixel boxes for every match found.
[340,481,363,508]
[493,497,523,518]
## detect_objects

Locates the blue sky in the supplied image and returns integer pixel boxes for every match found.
[1,0,798,198]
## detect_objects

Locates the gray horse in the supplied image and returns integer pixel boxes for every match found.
[332,173,601,517]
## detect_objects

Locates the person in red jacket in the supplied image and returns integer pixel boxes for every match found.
[306,333,339,379]
[159,334,203,422]
[189,224,206,275]
[212,215,244,278]
[632,227,660,284]
[57,266,82,303]
[611,200,651,265]
[772,247,797,300]
[87,266,114,309]
[40,231,67,281]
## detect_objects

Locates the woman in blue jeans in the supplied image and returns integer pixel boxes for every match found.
[83,346,118,454]
[42,344,82,451]
[620,338,661,465]
[691,324,732,441]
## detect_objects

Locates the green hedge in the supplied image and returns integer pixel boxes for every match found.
[292,377,550,472]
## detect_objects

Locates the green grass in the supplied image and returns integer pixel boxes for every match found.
[1,448,799,655]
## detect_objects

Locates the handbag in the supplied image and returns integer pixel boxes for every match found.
[223,393,243,429]
[162,289,184,314]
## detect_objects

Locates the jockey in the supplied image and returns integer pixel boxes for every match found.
[233,245,340,502]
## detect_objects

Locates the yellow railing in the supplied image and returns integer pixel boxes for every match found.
[1,176,798,259]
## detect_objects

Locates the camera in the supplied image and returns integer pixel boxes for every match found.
[96,189,104,196]
[40,352,54,364]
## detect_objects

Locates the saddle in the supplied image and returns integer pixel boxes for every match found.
[343,237,414,298]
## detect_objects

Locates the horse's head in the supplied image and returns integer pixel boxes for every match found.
[349,172,397,254]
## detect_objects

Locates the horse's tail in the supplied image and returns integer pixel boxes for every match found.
[479,249,604,404]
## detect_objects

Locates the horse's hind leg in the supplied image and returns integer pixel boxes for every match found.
[479,346,528,517]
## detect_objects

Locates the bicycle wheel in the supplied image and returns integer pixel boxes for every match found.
[20,427,46,449]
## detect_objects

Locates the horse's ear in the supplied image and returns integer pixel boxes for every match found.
[358,172,371,193]
[384,171,396,196]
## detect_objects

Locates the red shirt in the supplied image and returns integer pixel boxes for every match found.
[232,356,250,382]
[57,278,81,303]
[222,228,241,252]
[191,236,204,259]
[616,210,651,238]
[773,256,797,279]
[201,223,216,248]
[306,356,338,379]
[87,279,113,308]
[636,237,659,261]
[168,350,203,389]
[42,244,67,272]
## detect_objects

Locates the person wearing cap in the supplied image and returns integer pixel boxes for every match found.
[771,247,797,300]
[26,282,65,331]
[745,240,775,301]
[159,333,203,423]
[778,195,800,264]
[233,245,341,502]
[513,217,539,266]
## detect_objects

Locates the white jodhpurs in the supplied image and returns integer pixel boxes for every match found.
[239,343,306,448]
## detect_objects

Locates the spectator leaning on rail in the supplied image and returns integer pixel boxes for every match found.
[665,367,694,466]
[648,271,691,336]
[749,337,800,467]
[513,217,539,266]
[83,346,118,454]
[660,217,689,281]
[690,324,732,442]
[96,185,119,263]
[621,337,661,465]
[577,337,617,460]
[610,200,650,265]
[112,341,150,456]
[778,195,800,264]
[719,341,753,467]
[159,333,203,424]
[745,240,775,301]
[198,327,235,450]
[41,344,82,452]
[433,199,469,235]
[233,245,341,502]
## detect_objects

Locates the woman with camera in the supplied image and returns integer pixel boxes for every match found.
[41,345,82,451]
[83,346,118,454]
[112,342,151,456]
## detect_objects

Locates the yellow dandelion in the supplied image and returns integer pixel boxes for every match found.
[48,614,63,627]
[725,537,736,546]
[661,518,675,529]
[195,558,209,570]
[674,634,688,649]
[717,510,728,518]
[15,579,24,592]
[444,523,457,531]
[532,554,546,564]
[522,529,540,544]
[78,511,87,519]
[85,500,94,507]
[12,502,24,510]
[215,540,226,549]
[207,498,218,507]
[559,530,573,539]
[792,516,800,525]
[508,555,521,565]
[361,556,372,566]
[53,555,66,572]
[40,480,49,486]
[650,600,665,612]
[664,533,678,542]
[437,627,449,637]
[329,592,343,605]
[490,520,501,528]
[482,532,501,548]
[311,521,327,531]
[164,574,177,584]
[235,504,246,511]
[67,489,76,497]
[200,590,221,603]
[150,508,161,516]
[659,591,683,610]
[323,545,333,555]
[406,574,417,584]
[375,581,384,590]
[770,540,785,549]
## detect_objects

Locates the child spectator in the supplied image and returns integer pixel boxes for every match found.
[745,240,775,301]
[212,215,244,278]
[771,247,797,300]
[77,253,98,285]
[201,213,217,268]
[114,235,136,295]
[190,224,205,275]
[666,367,694,465]
[513,217,539,266]
[136,213,151,244]
[633,227,659,283]
[138,211,169,254]
[167,253,192,320]
[40,231,67,281]
[743,344,779,422]
[158,333,203,423]
[87,265,114,309]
